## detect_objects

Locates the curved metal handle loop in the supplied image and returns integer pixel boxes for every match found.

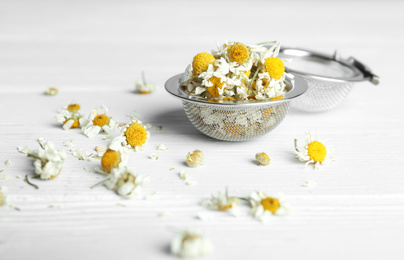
[348,57,380,85]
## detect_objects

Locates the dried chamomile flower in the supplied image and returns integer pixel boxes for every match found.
[249,191,289,223]
[181,40,289,102]
[55,102,84,130]
[44,87,59,96]
[80,105,118,138]
[185,150,204,167]
[202,187,240,213]
[100,146,128,174]
[110,119,150,152]
[136,72,156,94]
[170,229,214,258]
[25,139,67,180]
[295,132,333,170]
[104,167,149,199]
[255,152,271,166]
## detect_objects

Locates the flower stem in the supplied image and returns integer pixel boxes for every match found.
[90,178,110,189]
[24,174,39,189]
[27,153,42,160]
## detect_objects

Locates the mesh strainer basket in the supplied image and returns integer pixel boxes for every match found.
[276,47,379,112]
[165,74,308,141]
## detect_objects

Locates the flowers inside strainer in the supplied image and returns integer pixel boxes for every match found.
[165,74,308,141]
[276,47,379,112]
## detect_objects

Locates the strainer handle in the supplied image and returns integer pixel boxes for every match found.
[348,57,380,85]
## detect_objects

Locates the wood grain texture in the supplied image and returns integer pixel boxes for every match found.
[1,0,403,259]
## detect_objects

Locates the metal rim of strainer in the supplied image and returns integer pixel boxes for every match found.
[164,74,308,108]
[276,46,380,85]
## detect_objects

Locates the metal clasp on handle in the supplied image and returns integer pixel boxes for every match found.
[348,57,380,85]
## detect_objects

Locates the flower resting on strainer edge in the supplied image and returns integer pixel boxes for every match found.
[25,138,67,180]
[295,132,333,170]
[249,191,289,223]
[110,119,150,152]
[170,229,214,258]
[104,166,149,199]
[80,105,118,138]
[55,102,84,130]
[202,187,240,216]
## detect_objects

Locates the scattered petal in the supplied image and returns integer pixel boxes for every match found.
[157,143,168,151]
[4,160,11,167]
[149,153,159,160]
[303,180,317,188]
[63,139,75,148]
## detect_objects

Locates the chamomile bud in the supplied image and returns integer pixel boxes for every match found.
[255,152,271,166]
[185,150,204,167]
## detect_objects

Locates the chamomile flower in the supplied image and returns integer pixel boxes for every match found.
[25,139,67,180]
[249,191,289,223]
[185,150,204,167]
[110,119,150,152]
[44,87,59,96]
[99,146,128,175]
[80,105,118,138]
[170,229,214,258]
[55,102,84,130]
[295,132,333,170]
[202,187,240,214]
[104,167,149,199]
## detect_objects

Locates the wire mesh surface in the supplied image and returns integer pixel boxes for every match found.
[291,77,354,112]
[183,101,290,141]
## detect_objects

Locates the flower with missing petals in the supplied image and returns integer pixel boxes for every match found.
[295,132,333,170]
[136,74,157,94]
[249,191,289,223]
[80,105,118,138]
[104,167,149,199]
[55,102,84,130]
[99,146,128,175]
[24,139,67,180]
[170,229,214,258]
[202,187,240,214]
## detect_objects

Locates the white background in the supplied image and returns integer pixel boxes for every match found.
[1,0,403,259]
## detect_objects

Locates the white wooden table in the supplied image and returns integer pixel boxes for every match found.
[1,1,403,259]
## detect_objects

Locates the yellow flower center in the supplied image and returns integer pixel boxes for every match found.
[223,123,245,136]
[218,204,233,210]
[270,96,284,101]
[264,57,285,80]
[93,114,110,127]
[227,43,250,64]
[260,197,280,214]
[307,141,327,163]
[222,96,235,101]
[64,118,80,128]
[192,52,215,75]
[101,149,121,173]
[206,77,225,97]
[124,123,148,148]
[67,104,80,112]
